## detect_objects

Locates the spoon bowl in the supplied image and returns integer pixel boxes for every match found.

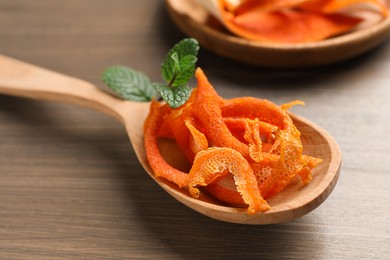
[166,0,390,68]
[0,55,341,224]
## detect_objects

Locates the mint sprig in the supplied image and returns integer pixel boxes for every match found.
[101,38,199,108]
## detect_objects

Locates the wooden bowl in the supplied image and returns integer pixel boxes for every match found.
[165,0,390,68]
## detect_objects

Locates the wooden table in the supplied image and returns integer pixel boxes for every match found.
[0,1,389,259]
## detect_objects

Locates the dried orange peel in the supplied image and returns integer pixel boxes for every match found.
[144,100,190,188]
[198,0,388,43]
[144,67,322,214]
[189,147,270,214]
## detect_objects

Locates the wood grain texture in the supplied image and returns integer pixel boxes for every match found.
[0,0,389,259]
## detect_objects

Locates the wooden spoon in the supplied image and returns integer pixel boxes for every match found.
[166,0,390,68]
[0,54,341,224]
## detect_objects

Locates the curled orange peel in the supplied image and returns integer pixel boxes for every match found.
[144,100,189,188]
[243,118,265,163]
[189,147,270,214]
[192,68,251,159]
[185,119,209,156]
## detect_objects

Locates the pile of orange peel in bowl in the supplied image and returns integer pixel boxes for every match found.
[144,68,323,214]
[196,0,389,43]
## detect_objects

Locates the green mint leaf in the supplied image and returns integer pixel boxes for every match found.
[101,38,199,108]
[153,83,192,108]
[102,66,155,101]
[170,54,197,87]
[161,38,199,87]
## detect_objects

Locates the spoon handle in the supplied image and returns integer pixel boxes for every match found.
[0,54,129,123]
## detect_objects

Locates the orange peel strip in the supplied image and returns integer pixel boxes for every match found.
[185,119,209,156]
[159,91,199,162]
[222,97,293,130]
[188,147,270,214]
[223,117,278,153]
[144,100,189,188]
[193,68,251,159]
[224,117,278,140]
[260,129,307,198]
[243,118,264,163]
[280,100,305,111]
